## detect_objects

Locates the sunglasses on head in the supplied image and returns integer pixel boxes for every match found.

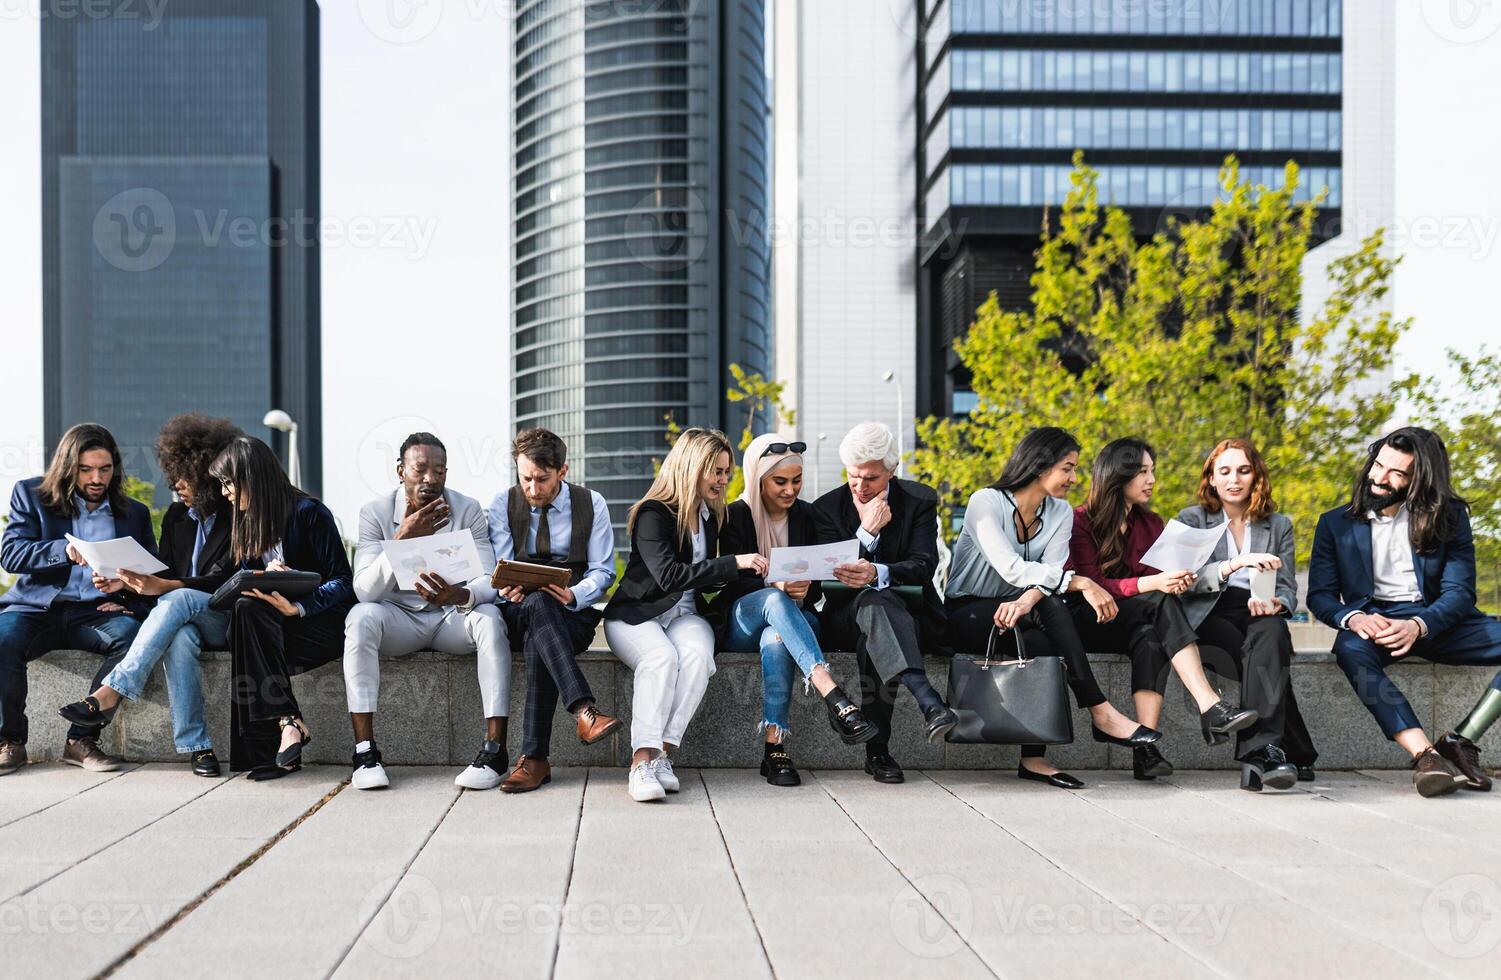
[759,441,807,458]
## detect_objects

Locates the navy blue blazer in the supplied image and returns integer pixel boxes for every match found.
[236,496,354,619]
[1306,501,1478,637]
[0,477,158,614]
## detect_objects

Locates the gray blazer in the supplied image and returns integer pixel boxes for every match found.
[1175,505,1298,629]
[352,486,497,610]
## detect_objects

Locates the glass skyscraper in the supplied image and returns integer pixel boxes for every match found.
[511,0,771,543]
[917,0,1344,416]
[41,0,321,497]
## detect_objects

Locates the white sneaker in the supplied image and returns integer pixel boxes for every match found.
[653,756,681,793]
[454,740,507,790]
[351,744,389,790]
[628,760,666,802]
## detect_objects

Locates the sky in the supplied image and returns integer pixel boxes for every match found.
[0,0,1498,525]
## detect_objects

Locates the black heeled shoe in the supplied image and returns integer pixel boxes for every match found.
[760,743,801,787]
[922,704,959,743]
[1091,723,1162,748]
[58,695,119,727]
[1133,744,1173,780]
[824,687,878,745]
[274,716,312,771]
[1199,700,1258,746]
[1017,763,1085,790]
[1240,744,1298,792]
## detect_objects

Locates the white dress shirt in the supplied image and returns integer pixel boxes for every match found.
[1370,506,1424,602]
[1223,524,1254,592]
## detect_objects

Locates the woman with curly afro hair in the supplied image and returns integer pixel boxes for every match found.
[57,413,243,776]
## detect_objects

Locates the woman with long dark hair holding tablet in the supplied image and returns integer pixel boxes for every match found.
[211,437,354,777]
[945,427,1160,789]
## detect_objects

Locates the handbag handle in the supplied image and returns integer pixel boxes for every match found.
[983,622,1029,668]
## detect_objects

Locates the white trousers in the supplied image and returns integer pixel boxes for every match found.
[343,602,510,717]
[604,606,716,752]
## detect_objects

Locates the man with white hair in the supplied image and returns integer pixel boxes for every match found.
[813,422,957,783]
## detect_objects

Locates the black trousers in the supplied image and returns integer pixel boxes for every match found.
[229,597,347,772]
[1189,588,1318,764]
[501,591,600,760]
[824,589,928,753]
[947,593,1111,759]
[1070,590,1194,694]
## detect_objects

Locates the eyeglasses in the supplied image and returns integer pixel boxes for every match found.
[759,442,806,458]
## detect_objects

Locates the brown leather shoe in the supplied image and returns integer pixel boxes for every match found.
[62,737,123,772]
[1412,746,1464,797]
[1435,732,1492,791]
[499,755,553,794]
[0,741,26,776]
[575,705,621,745]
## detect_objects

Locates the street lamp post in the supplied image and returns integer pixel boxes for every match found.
[263,409,301,488]
[881,371,904,474]
[812,432,828,497]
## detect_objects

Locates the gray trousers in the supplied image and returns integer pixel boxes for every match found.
[343,602,510,717]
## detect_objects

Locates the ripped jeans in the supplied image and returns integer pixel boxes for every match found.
[724,588,826,736]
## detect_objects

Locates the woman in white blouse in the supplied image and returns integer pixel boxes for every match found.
[945,427,1161,788]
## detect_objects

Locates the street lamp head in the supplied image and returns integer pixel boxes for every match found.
[881,371,894,383]
[263,409,296,432]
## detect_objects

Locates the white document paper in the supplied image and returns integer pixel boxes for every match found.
[381,530,484,591]
[766,539,860,582]
[1139,520,1228,574]
[65,533,167,579]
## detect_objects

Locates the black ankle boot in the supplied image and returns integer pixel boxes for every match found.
[1133,744,1173,780]
[760,742,800,787]
[1240,743,1298,792]
[823,687,878,745]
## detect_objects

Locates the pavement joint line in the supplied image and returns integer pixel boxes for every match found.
[94,773,350,980]
[698,770,777,979]
[1067,774,1444,975]
[1305,772,1501,862]
[919,770,1223,978]
[327,779,466,978]
[0,761,144,831]
[546,765,589,980]
[1,763,232,908]
[810,770,1000,980]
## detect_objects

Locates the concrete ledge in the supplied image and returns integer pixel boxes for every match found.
[22,636,1501,770]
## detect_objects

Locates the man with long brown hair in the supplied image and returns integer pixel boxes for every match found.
[0,423,158,775]
[1310,426,1501,796]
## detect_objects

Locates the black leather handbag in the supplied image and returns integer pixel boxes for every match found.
[945,625,1074,745]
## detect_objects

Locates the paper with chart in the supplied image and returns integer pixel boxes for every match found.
[766,539,859,582]
[1139,520,1228,574]
[382,530,484,591]
[65,533,167,579]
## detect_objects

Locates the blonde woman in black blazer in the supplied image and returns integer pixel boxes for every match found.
[603,428,767,802]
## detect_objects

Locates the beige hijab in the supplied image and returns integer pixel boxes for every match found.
[738,432,804,560]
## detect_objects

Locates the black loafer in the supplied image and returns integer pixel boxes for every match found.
[922,705,959,743]
[191,750,221,778]
[1296,765,1316,782]
[1091,723,1162,748]
[247,765,290,782]
[824,688,878,745]
[760,745,801,787]
[1133,744,1174,780]
[864,752,904,784]
[58,696,119,727]
[1017,764,1085,789]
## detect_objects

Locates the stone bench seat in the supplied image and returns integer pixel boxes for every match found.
[24,629,1501,771]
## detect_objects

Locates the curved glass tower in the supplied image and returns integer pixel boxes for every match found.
[511,0,770,544]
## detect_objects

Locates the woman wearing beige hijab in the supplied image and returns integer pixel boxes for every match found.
[716,433,876,786]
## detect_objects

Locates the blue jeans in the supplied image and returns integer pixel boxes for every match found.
[725,589,826,734]
[102,589,228,754]
[0,601,142,743]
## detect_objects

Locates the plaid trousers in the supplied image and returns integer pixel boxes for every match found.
[500,591,600,759]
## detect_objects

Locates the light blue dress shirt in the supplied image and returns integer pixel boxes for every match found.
[58,494,114,602]
[855,491,893,591]
[487,485,616,610]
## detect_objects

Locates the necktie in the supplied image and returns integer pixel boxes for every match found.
[534,505,552,561]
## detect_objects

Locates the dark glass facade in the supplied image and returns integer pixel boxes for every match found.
[917,0,1343,417]
[41,0,321,497]
[511,0,771,543]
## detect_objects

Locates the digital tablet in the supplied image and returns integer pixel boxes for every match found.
[208,570,323,611]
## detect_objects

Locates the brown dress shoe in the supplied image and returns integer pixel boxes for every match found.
[575,705,621,745]
[62,737,123,773]
[0,741,27,776]
[499,755,553,794]
[1435,732,1492,791]
[1412,746,1464,797]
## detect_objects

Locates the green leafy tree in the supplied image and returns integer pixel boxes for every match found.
[122,475,167,541]
[909,153,1414,566]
